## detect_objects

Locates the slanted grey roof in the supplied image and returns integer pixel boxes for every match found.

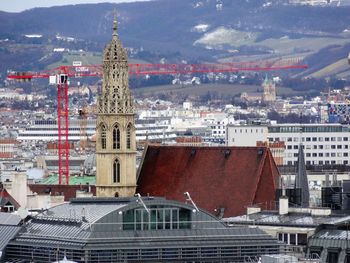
[0,225,21,251]
[311,229,350,240]
[308,229,350,250]
[9,197,278,250]
[18,199,128,243]
[40,200,126,226]
[0,213,21,226]
[224,211,350,227]
[5,197,280,263]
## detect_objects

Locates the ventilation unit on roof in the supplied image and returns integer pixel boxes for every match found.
[191,149,196,156]
[258,148,264,155]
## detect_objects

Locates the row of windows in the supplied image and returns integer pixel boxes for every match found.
[25,128,95,131]
[89,246,278,262]
[100,124,132,150]
[18,134,84,137]
[233,128,265,134]
[33,120,96,125]
[34,120,57,125]
[286,145,349,150]
[270,137,350,142]
[287,160,349,165]
[287,152,348,158]
[304,152,349,157]
[312,160,349,165]
[277,232,307,246]
[7,245,278,263]
[213,130,226,134]
[269,126,348,133]
[122,207,191,231]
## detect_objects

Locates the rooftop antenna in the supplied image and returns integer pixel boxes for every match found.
[184,192,199,212]
[135,193,150,214]
[162,128,166,144]
[332,172,338,187]
[280,176,286,196]
[325,173,330,187]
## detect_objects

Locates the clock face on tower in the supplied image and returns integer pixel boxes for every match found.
[96,16,136,198]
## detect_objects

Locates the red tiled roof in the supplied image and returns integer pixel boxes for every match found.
[0,139,19,144]
[175,137,203,143]
[0,153,13,158]
[137,145,280,217]
[28,184,96,201]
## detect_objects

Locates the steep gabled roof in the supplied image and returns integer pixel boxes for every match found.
[0,188,20,209]
[137,145,280,217]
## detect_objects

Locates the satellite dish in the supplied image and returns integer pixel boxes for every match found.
[17,207,28,220]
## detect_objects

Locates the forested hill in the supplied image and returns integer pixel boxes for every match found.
[1,0,350,79]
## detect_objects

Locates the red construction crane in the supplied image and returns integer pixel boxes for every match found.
[7,59,307,185]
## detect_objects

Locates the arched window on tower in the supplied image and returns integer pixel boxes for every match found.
[101,124,107,149]
[126,123,132,149]
[113,159,121,183]
[113,125,121,150]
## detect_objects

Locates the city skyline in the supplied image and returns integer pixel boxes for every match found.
[0,0,152,13]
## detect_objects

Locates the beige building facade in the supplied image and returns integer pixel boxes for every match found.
[96,18,137,197]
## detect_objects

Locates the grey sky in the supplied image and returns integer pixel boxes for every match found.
[1,0,152,13]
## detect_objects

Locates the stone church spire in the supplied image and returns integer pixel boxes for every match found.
[96,17,136,198]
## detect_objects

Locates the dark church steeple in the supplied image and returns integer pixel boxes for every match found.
[295,144,309,207]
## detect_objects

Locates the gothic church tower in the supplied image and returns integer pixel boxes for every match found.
[96,18,136,197]
[262,76,276,103]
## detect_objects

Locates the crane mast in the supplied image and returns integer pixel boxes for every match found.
[7,60,307,185]
[56,73,69,185]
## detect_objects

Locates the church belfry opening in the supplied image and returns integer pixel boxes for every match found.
[96,16,137,197]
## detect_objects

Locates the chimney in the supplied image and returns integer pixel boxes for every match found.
[247,206,261,215]
[279,196,289,215]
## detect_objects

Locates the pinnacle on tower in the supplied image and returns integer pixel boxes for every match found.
[264,74,269,84]
[113,10,118,37]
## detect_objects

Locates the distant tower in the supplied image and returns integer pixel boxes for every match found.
[262,75,276,103]
[96,16,136,197]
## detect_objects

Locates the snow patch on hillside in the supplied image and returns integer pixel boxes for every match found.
[194,26,256,48]
[191,24,210,33]
[193,1,204,8]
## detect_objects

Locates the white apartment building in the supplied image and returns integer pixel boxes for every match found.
[204,113,235,138]
[227,123,350,166]
[268,124,350,166]
[226,125,268,146]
